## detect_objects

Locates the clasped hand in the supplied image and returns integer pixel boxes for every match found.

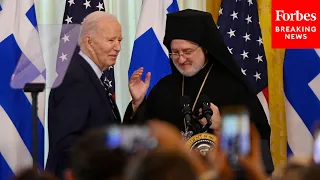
[198,103,221,134]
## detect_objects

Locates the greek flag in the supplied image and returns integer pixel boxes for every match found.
[0,1,45,179]
[128,0,179,96]
[284,49,320,156]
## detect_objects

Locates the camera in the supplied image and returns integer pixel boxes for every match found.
[220,106,251,169]
[105,125,158,154]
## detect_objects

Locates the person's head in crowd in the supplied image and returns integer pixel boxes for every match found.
[79,11,122,71]
[125,151,197,180]
[271,156,311,180]
[64,127,129,180]
[207,123,268,180]
[301,163,320,180]
[13,168,57,180]
[146,119,210,176]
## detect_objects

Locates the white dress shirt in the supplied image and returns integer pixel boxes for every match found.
[79,50,103,79]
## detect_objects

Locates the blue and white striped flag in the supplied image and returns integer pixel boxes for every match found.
[128,0,179,96]
[0,0,45,179]
[284,49,320,156]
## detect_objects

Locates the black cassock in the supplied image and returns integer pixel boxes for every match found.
[124,9,274,174]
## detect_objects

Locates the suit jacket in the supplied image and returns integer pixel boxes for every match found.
[45,52,121,178]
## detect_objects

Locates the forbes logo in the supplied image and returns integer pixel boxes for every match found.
[275,10,317,21]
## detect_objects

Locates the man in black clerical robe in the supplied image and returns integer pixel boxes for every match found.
[124,9,274,175]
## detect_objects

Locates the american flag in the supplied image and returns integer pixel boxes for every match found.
[58,0,116,95]
[217,0,270,121]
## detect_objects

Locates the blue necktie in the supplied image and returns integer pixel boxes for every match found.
[100,73,120,123]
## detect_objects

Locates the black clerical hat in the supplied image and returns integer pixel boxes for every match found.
[163,9,230,65]
[163,9,216,52]
[164,9,248,85]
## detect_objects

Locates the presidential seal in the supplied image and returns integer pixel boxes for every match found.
[185,133,217,156]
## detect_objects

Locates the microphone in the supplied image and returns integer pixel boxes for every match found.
[199,94,213,132]
[180,96,193,128]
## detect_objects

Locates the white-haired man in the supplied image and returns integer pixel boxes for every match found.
[46,11,150,178]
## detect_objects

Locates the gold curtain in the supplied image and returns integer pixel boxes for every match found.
[206,0,287,169]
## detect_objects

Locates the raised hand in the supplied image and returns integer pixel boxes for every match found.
[129,67,151,112]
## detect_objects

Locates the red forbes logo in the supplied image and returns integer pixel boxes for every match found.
[272,0,320,48]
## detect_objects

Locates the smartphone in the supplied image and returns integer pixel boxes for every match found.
[220,106,251,168]
[313,125,320,163]
[105,125,158,154]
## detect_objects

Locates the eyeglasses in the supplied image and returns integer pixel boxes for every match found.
[169,46,200,60]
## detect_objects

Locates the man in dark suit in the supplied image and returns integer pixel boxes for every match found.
[45,11,150,179]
